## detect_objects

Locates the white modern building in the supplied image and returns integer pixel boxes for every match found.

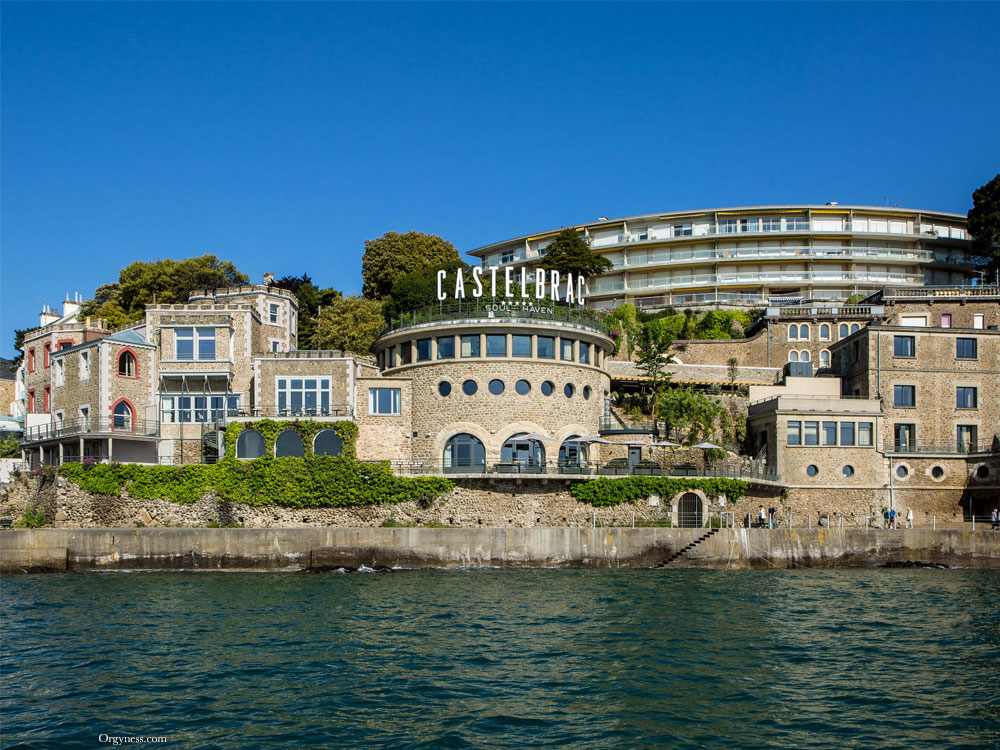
[468,205,983,310]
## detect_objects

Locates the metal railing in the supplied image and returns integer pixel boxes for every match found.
[883,440,998,455]
[213,406,353,421]
[371,459,778,482]
[22,418,160,442]
[382,301,608,335]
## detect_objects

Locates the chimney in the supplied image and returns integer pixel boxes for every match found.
[62,293,80,319]
[262,272,275,286]
[40,305,60,327]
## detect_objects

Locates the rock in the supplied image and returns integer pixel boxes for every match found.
[139,509,155,526]
[54,510,68,522]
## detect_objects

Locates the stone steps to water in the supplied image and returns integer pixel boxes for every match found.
[657,528,720,567]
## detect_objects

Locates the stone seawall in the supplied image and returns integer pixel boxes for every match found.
[2,528,997,573]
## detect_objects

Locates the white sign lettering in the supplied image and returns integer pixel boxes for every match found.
[435,267,587,306]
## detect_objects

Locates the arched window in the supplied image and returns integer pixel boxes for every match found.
[558,436,587,468]
[112,401,133,431]
[313,430,343,457]
[789,351,799,362]
[820,350,831,367]
[820,324,830,340]
[118,351,137,377]
[275,429,304,458]
[236,429,265,459]
[839,324,848,338]
[501,432,545,469]
[799,324,809,340]
[800,351,810,362]
[444,433,485,472]
[850,323,860,334]
[788,325,799,341]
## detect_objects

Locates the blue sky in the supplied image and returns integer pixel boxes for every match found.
[2,2,999,355]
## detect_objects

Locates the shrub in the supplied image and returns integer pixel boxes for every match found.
[17,507,46,528]
[570,477,749,507]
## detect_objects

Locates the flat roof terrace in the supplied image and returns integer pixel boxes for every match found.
[380,301,608,336]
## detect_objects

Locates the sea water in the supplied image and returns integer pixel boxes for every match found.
[2,569,998,750]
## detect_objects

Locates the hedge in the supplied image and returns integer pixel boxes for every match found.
[569,476,749,507]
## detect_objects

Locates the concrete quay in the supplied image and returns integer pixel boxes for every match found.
[1,527,999,573]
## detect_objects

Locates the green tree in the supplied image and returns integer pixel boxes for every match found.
[727,357,739,389]
[968,174,1000,274]
[272,273,341,348]
[537,228,613,278]
[656,387,727,446]
[361,232,461,300]
[9,328,31,368]
[634,318,677,419]
[78,255,249,326]
[0,435,20,458]
[381,260,473,321]
[312,296,385,355]
[605,303,641,358]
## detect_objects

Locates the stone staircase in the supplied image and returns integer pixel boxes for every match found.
[657,528,721,567]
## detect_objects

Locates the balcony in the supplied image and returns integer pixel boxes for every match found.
[884,440,998,455]
[22,417,160,444]
[381,301,608,336]
[213,406,353,422]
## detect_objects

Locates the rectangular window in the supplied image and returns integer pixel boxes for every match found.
[416,338,432,361]
[369,387,401,415]
[893,335,915,357]
[579,342,590,364]
[510,335,531,357]
[762,218,781,231]
[786,217,809,231]
[739,218,759,233]
[804,421,819,445]
[52,359,65,387]
[956,386,978,409]
[718,219,737,234]
[399,345,411,365]
[537,336,555,359]
[973,314,985,329]
[560,338,574,361]
[956,338,977,359]
[276,377,331,416]
[59,340,73,351]
[271,340,281,353]
[822,421,837,445]
[840,422,855,446]
[957,424,978,452]
[79,350,90,380]
[269,304,279,324]
[28,390,35,412]
[28,349,35,372]
[673,223,692,237]
[858,422,873,446]
[175,327,216,360]
[486,335,506,357]
[388,347,397,367]
[160,394,239,423]
[787,420,802,445]
[940,313,952,328]
[894,423,915,451]
[437,336,455,359]
[43,386,50,412]
[500,249,515,264]
[44,343,51,368]
[460,335,480,358]
[893,385,915,407]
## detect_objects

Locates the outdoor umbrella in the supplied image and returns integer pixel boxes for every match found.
[520,433,556,442]
[692,442,725,450]
[650,441,681,447]
[572,435,611,444]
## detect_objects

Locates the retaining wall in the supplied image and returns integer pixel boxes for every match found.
[2,527,997,573]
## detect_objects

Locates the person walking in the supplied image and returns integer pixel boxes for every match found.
[889,508,897,530]
[768,504,776,529]
[758,506,766,528]
[883,508,890,529]
[991,508,999,531]
[906,508,914,529]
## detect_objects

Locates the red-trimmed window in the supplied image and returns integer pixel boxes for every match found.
[27,390,36,412]
[28,349,36,372]
[43,385,50,412]
[117,349,138,378]
[112,399,135,431]
[43,342,51,368]
[57,339,74,351]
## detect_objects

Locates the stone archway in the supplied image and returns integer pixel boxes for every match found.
[673,490,706,528]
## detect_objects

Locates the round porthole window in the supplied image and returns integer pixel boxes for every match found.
[976,465,990,479]
[842,465,855,478]
[806,465,819,477]
[515,379,530,395]
[489,379,505,395]
[896,465,909,479]
[462,380,478,396]
[583,386,592,400]
[564,383,575,398]
[541,381,554,396]
[438,381,452,397]
[931,466,945,479]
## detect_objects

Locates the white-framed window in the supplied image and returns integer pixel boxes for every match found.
[270,340,281,353]
[820,324,830,340]
[269,303,279,324]
[277,378,331,415]
[501,249,515,264]
[369,387,401,415]
[175,327,216,361]
[79,350,90,380]
[54,410,64,426]
[673,223,692,236]
[973,314,985,329]
[78,405,90,428]
[52,359,65,387]
[160,394,240,423]
[719,219,737,234]
[761,218,781,231]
